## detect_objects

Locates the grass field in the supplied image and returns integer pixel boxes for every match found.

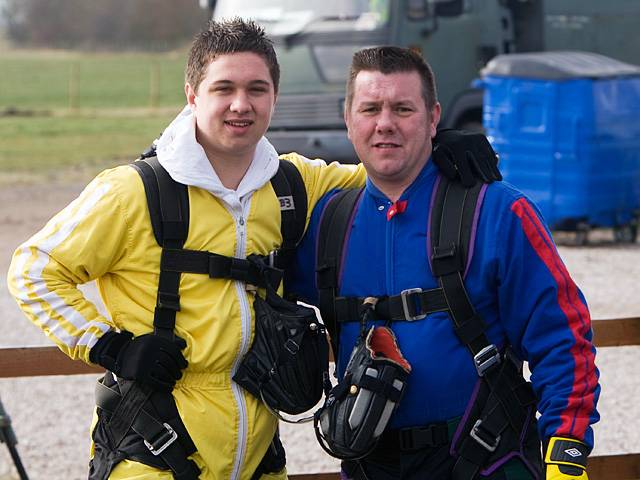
[0,111,177,176]
[0,49,188,181]
[0,49,188,109]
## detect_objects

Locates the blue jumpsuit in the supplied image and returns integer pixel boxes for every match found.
[288,159,599,477]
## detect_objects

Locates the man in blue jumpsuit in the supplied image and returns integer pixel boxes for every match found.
[288,46,600,480]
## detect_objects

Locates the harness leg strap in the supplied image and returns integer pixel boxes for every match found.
[96,381,200,480]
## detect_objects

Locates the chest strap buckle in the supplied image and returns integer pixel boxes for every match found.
[400,288,428,321]
[473,344,501,377]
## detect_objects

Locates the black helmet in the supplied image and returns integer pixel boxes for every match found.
[314,326,411,459]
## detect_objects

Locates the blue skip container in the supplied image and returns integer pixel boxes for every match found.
[480,51,640,241]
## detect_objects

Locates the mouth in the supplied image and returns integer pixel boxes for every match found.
[224,119,254,128]
[373,142,401,149]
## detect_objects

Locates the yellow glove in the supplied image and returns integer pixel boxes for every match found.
[545,437,589,479]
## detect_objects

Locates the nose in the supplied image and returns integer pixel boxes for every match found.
[375,108,395,134]
[230,90,251,114]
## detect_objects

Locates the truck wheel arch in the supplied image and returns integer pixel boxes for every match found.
[440,88,484,132]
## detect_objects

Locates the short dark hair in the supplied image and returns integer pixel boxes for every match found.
[185,18,280,94]
[345,46,437,111]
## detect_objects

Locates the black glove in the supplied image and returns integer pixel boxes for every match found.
[90,331,188,392]
[432,128,502,187]
[139,135,161,160]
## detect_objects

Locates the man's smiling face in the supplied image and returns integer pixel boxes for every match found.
[185,51,276,164]
[345,70,440,187]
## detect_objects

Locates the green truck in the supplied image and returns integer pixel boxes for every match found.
[204,0,640,162]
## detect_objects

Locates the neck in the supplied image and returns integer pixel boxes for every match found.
[195,126,256,190]
[369,157,429,203]
[205,149,254,190]
[371,180,411,203]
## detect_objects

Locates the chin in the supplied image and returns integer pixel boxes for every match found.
[371,158,403,172]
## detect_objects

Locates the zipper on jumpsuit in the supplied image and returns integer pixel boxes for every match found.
[225,195,253,480]
[385,201,396,294]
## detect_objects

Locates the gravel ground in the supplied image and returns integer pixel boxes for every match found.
[0,181,638,479]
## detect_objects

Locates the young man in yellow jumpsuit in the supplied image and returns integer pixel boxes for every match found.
[7,19,498,480]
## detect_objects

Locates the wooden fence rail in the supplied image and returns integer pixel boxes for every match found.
[1,317,639,479]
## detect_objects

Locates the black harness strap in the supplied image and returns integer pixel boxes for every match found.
[431,179,487,356]
[316,188,364,354]
[101,156,309,479]
[132,158,189,339]
[271,159,308,271]
[333,287,449,323]
[96,382,200,480]
[316,178,538,479]
[429,178,536,480]
[160,249,281,287]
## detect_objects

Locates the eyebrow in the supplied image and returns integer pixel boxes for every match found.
[209,79,271,88]
[357,99,416,107]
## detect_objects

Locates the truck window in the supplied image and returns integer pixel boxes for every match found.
[214,0,390,34]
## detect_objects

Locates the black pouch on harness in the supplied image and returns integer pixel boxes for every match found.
[314,326,411,460]
[233,256,330,417]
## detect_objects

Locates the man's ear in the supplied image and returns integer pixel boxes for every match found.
[429,102,442,138]
[185,83,197,109]
[344,105,352,141]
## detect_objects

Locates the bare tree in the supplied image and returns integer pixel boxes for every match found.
[4,0,209,50]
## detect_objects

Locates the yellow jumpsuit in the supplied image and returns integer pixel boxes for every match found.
[7,153,365,479]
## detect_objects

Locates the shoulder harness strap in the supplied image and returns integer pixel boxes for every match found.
[430,177,537,479]
[270,159,308,270]
[316,188,363,354]
[107,158,199,480]
[429,176,488,359]
[131,157,188,339]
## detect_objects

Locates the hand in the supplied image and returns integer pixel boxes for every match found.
[432,129,502,187]
[90,331,188,392]
[545,437,589,479]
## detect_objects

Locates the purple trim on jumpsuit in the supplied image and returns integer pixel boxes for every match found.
[337,189,364,289]
[479,406,540,478]
[464,183,488,278]
[450,378,482,456]
[426,174,442,273]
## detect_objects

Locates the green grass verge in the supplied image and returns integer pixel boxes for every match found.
[0,49,188,110]
[0,111,178,182]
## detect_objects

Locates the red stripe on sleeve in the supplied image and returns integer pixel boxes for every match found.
[511,198,596,440]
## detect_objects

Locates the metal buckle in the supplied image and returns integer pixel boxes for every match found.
[268,250,277,268]
[400,288,427,321]
[470,419,500,452]
[144,422,178,456]
[284,339,300,355]
[473,344,501,376]
[157,292,180,312]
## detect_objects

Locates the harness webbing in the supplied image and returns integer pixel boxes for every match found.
[316,188,364,354]
[430,178,537,480]
[94,157,308,479]
[271,158,308,270]
[316,177,538,479]
[131,157,308,334]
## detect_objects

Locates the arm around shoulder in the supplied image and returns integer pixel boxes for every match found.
[279,153,366,215]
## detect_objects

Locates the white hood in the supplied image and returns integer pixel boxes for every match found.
[155,105,280,209]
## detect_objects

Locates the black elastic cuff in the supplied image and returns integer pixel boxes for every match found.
[89,330,132,370]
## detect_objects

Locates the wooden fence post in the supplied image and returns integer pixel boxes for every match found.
[149,61,160,109]
[68,63,79,110]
